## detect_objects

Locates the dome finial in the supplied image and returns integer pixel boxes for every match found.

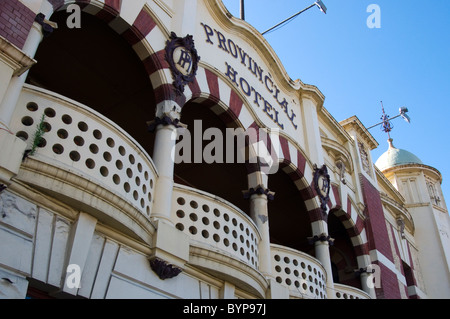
[388,138,395,149]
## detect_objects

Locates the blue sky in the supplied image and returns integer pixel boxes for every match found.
[222,0,450,203]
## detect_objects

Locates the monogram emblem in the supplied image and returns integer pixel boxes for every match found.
[165,32,200,95]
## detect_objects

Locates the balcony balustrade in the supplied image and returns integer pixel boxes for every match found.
[10,85,158,238]
[270,244,327,299]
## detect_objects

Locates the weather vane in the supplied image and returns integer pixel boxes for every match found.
[367,101,411,138]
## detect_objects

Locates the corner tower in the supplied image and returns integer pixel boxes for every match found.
[376,138,450,298]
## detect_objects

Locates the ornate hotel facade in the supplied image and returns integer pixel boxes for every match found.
[0,0,449,299]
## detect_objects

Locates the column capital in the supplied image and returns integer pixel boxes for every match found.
[243,185,275,201]
[307,233,335,246]
[147,114,187,133]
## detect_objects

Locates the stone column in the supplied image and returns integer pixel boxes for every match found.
[148,99,185,223]
[0,13,54,130]
[309,223,336,299]
[244,185,274,277]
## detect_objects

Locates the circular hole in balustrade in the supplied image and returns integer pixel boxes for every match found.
[57,129,68,139]
[177,197,185,206]
[116,160,123,170]
[42,122,51,132]
[276,277,282,284]
[293,259,299,266]
[202,204,210,213]
[176,210,185,218]
[37,138,47,148]
[62,114,72,125]
[129,154,135,164]
[137,163,142,172]
[240,247,244,256]
[302,272,307,280]
[148,192,152,202]
[78,121,88,132]
[16,131,28,141]
[223,213,229,222]
[223,225,229,234]
[44,108,56,118]
[150,179,154,189]
[202,217,209,225]
[190,201,198,209]
[106,137,115,148]
[100,166,108,177]
[113,174,120,185]
[239,223,244,231]
[103,152,112,162]
[213,221,220,230]
[232,243,238,251]
[126,168,133,178]
[213,208,220,217]
[52,144,63,154]
[133,191,138,200]
[302,283,307,291]
[285,278,292,286]
[201,230,209,238]
[274,255,281,262]
[69,151,80,162]
[89,144,99,154]
[124,182,130,193]
[213,234,220,242]
[176,223,184,231]
[85,158,95,169]
[144,171,149,181]
[294,270,299,277]
[26,102,38,112]
[118,146,126,156]
[284,257,290,264]
[223,238,230,247]
[135,176,141,186]
[284,267,291,275]
[21,116,34,126]
[308,265,312,272]
[140,198,145,208]
[232,230,237,238]
[74,136,84,146]
[93,129,102,140]
[142,184,147,194]
[189,226,197,235]
[295,281,300,288]
[232,218,237,226]
[189,213,198,222]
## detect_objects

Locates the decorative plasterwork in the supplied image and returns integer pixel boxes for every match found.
[313,164,331,218]
[321,136,354,174]
[150,258,182,280]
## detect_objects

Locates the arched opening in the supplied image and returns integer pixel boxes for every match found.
[267,167,312,254]
[26,11,156,155]
[328,210,362,289]
[174,101,249,214]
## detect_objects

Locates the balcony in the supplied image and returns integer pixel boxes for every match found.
[171,184,260,268]
[334,283,371,299]
[10,85,158,242]
[270,244,327,299]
